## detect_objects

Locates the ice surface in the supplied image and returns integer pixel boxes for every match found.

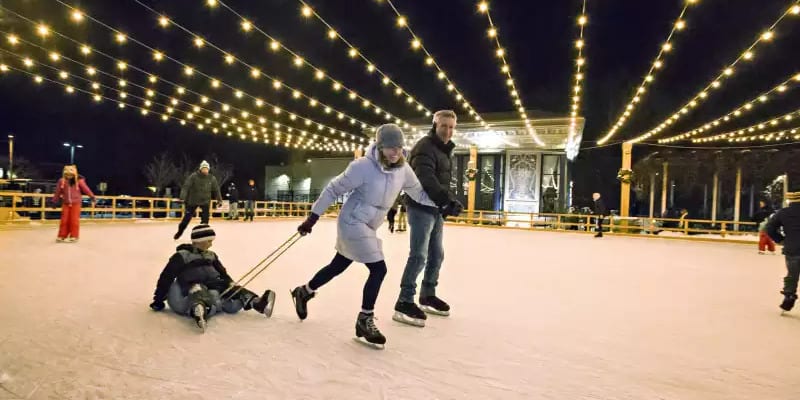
[0,219,798,399]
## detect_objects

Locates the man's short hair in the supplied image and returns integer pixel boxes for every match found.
[433,110,457,124]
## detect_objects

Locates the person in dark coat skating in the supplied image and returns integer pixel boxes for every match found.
[174,161,222,240]
[226,182,240,220]
[767,192,800,313]
[592,192,607,238]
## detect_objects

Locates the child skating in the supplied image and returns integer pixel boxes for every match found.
[150,224,276,332]
[289,124,446,349]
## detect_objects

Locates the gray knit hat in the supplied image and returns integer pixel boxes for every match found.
[375,124,404,149]
[199,160,210,170]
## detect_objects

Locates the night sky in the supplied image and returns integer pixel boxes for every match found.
[1,0,798,206]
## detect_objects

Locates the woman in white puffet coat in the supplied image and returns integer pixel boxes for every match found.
[288,123,436,348]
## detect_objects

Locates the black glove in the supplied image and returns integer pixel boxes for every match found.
[440,200,464,217]
[298,213,320,236]
[149,300,165,311]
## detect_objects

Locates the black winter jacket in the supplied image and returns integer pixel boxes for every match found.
[244,185,258,202]
[227,186,239,202]
[593,198,608,216]
[767,203,800,256]
[406,129,456,209]
[152,244,234,302]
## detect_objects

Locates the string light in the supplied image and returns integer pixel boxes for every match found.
[0,7,362,151]
[123,0,382,130]
[380,0,485,124]
[566,0,588,154]
[158,16,169,27]
[7,35,19,45]
[21,3,366,140]
[597,0,696,145]
[629,2,800,144]
[80,45,91,55]
[478,1,537,139]
[689,108,800,143]
[5,27,362,150]
[115,33,127,44]
[660,70,800,143]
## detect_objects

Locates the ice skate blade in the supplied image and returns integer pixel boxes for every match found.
[420,305,450,316]
[392,311,425,327]
[263,291,276,318]
[353,337,384,350]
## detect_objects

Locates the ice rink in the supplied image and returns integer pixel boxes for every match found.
[1,219,798,399]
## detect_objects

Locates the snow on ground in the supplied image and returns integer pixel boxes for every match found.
[0,219,798,399]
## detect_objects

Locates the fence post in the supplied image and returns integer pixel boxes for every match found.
[112,198,117,220]
[721,222,727,238]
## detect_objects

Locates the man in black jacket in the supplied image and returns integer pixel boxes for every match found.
[150,225,276,331]
[394,110,463,327]
[767,192,800,312]
[592,192,607,238]
[226,182,239,220]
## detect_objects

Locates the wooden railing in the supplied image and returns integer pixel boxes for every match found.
[448,210,758,238]
[0,191,758,239]
[0,191,336,223]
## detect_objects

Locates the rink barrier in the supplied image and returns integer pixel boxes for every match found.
[0,191,758,242]
[446,210,759,241]
[0,191,343,225]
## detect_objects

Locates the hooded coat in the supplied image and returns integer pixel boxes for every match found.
[311,144,435,263]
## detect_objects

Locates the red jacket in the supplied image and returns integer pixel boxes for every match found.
[53,177,95,206]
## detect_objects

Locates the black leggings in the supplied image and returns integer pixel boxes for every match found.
[308,253,387,312]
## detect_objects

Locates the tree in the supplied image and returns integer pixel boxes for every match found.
[207,153,234,187]
[0,155,42,180]
[142,152,178,196]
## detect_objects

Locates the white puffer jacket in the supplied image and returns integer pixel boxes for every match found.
[311,144,435,263]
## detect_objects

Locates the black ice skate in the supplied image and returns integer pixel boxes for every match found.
[173,229,184,240]
[290,285,315,320]
[392,301,427,327]
[780,291,797,313]
[191,303,207,333]
[354,312,386,350]
[420,296,451,316]
[251,290,277,318]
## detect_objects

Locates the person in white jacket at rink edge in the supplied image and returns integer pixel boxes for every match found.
[289,124,457,349]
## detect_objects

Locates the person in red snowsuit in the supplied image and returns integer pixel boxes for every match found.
[52,165,95,242]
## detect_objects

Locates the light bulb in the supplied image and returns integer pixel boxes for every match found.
[411,39,421,49]
[241,20,252,31]
[194,37,205,47]
[397,16,407,27]
[270,40,280,51]
[115,33,127,43]
[36,24,50,37]
[578,15,587,25]
[478,2,488,13]
[251,68,261,78]
[159,16,169,27]
[675,20,686,30]
[225,54,235,64]
[153,51,164,61]
[71,10,84,22]
[328,29,337,39]
[488,28,497,37]
[301,5,313,17]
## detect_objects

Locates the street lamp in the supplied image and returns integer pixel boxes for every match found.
[63,142,83,164]
[6,134,13,181]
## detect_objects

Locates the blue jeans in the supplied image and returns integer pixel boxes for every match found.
[398,204,444,303]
